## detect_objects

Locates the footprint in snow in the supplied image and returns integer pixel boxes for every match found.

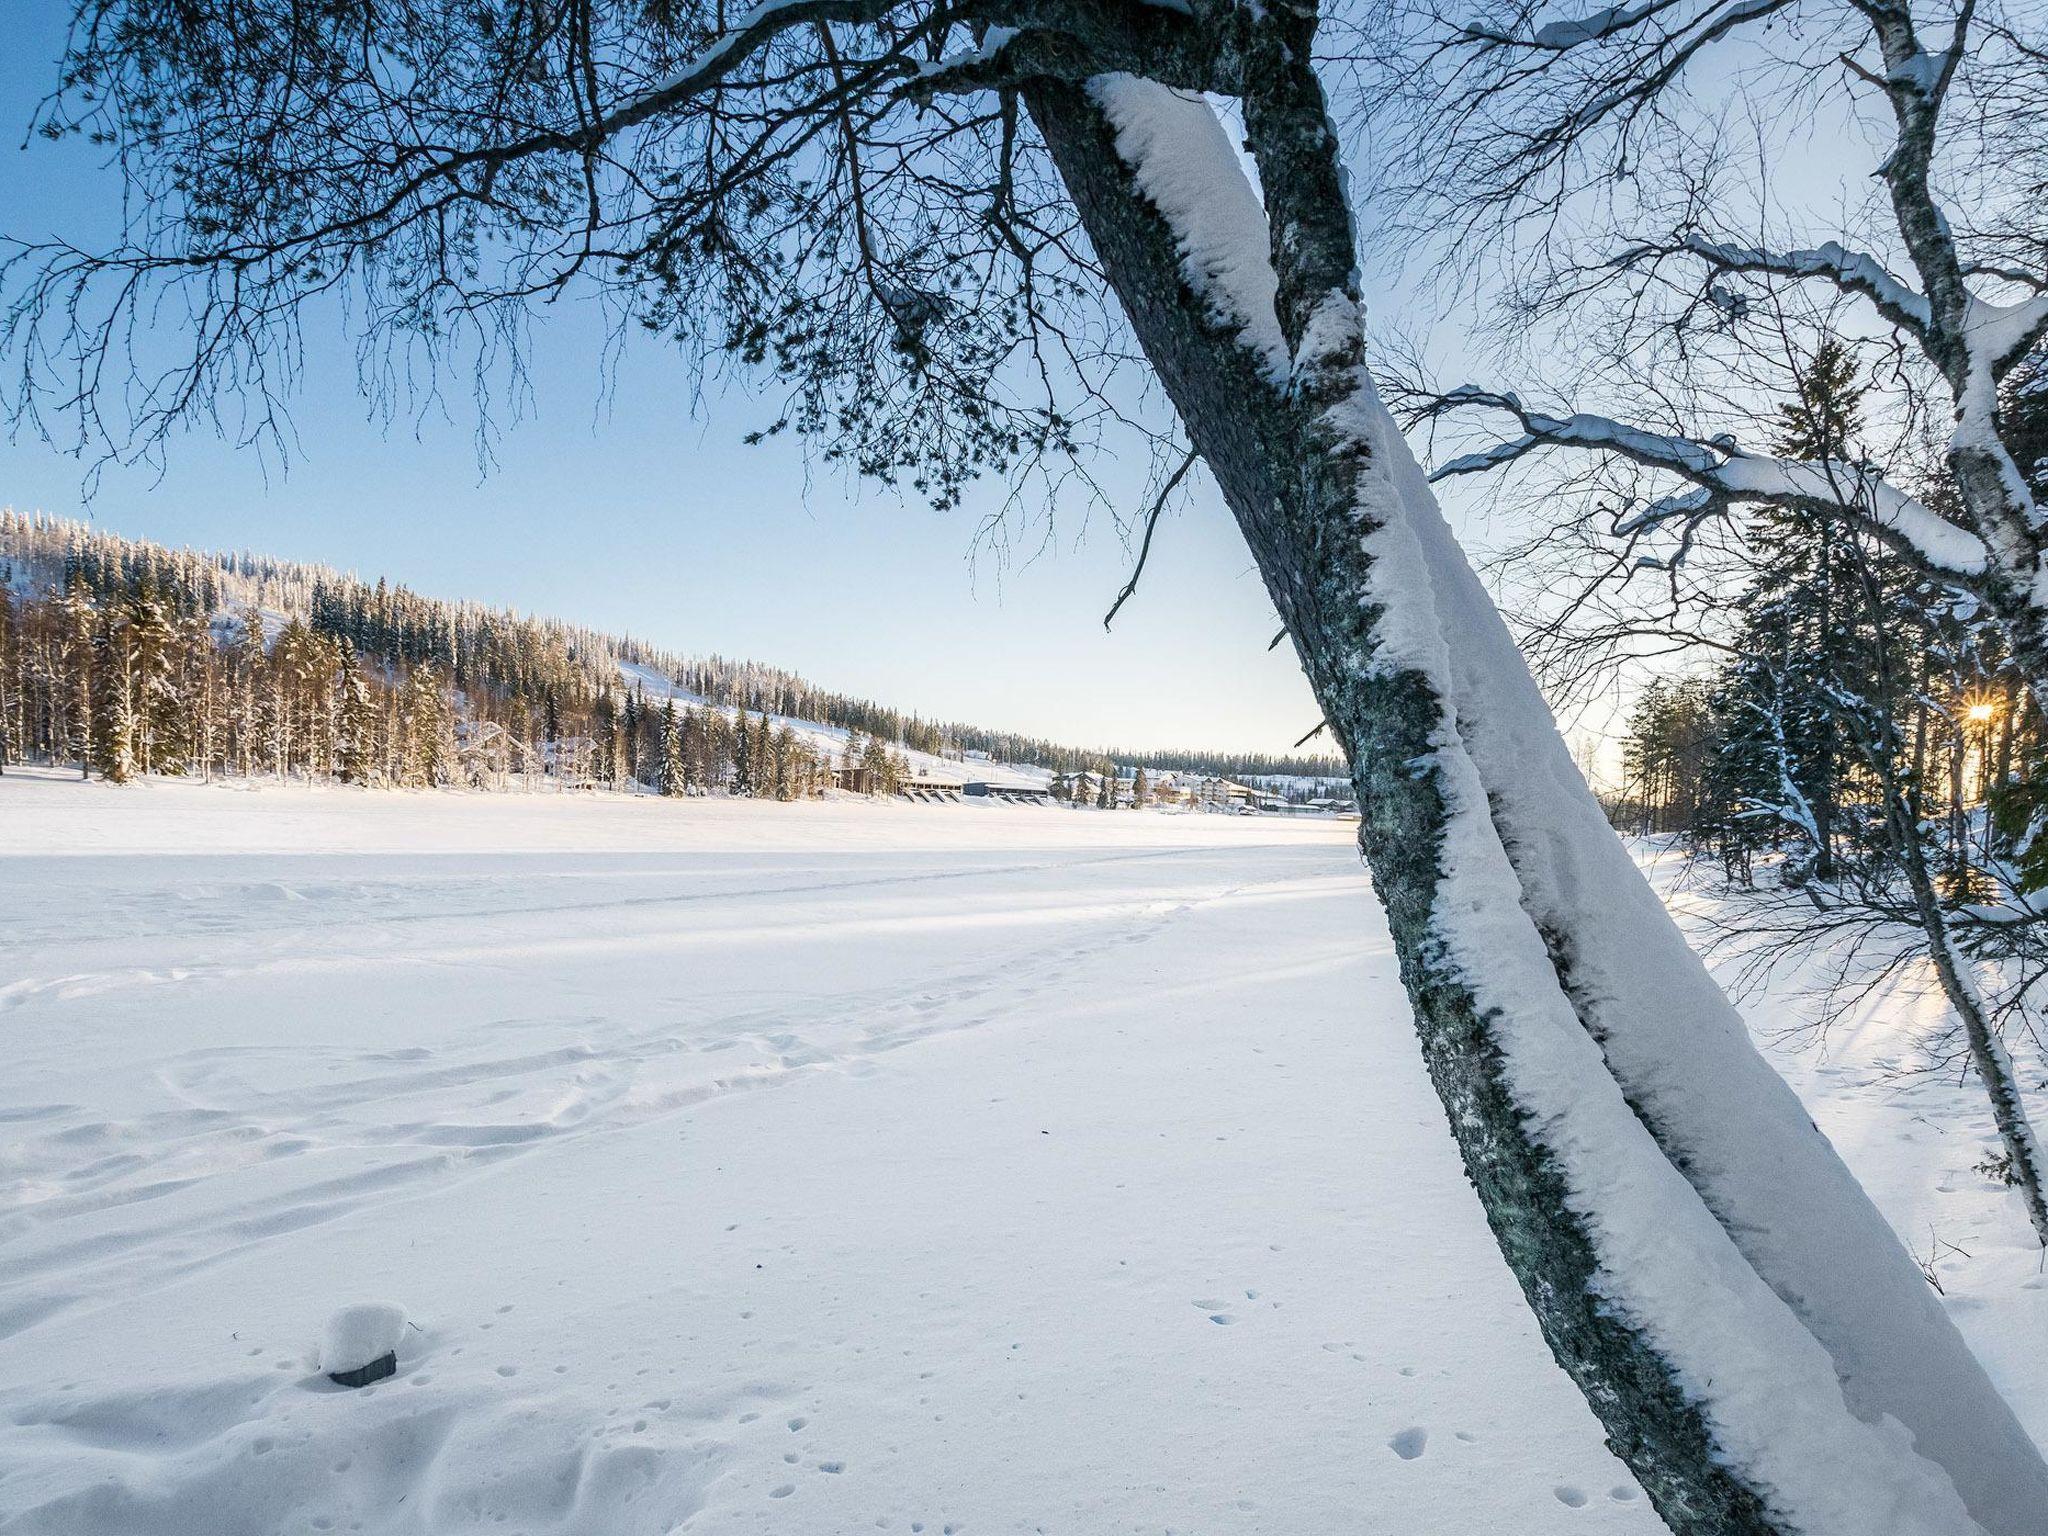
[1388,1427,1428,1460]
[1554,1486,1589,1508]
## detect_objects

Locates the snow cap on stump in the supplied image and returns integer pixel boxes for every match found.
[321,1302,406,1387]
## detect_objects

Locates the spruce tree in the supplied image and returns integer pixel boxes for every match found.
[750,710,774,793]
[1706,338,1873,881]
[733,708,753,796]
[97,609,138,784]
[59,574,95,779]
[337,653,378,784]
[660,701,685,796]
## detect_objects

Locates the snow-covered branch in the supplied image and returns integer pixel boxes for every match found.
[1670,236,1933,336]
[1424,385,1991,580]
[1457,0,1678,51]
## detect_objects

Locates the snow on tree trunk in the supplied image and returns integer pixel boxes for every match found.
[1025,63,2047,1536]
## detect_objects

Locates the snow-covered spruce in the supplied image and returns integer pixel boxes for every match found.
[1035,53,2048,1536]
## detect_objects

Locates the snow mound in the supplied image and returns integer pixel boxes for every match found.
[320,1303,407,1376]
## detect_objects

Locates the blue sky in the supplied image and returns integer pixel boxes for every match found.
[0,8,1342,758]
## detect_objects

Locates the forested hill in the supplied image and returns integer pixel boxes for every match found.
[0,510,1344,788]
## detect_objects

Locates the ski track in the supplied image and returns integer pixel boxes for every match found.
[0,855,1285,1340]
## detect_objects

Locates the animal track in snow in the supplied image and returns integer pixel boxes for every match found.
[1554,1485,1589,1508]
[1387,1427,1428,1460]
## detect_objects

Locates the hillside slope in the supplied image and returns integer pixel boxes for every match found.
[0,508,1345,792]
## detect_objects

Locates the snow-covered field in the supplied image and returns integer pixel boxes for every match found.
[0,771,2039,1535]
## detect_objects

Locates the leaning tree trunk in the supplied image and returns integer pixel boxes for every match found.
[1022,41,2048,1536]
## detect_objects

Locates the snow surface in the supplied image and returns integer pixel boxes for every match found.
[0,769,1664,1535]
[0,773,2042,1533]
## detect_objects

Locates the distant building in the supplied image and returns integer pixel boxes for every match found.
[830,764,877,795]
[902,763,967,802]
[963,780,1052,805]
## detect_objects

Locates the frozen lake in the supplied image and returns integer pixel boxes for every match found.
[3,769,2033,1534]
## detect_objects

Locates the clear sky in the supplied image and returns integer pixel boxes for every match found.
[0,8,1359,759]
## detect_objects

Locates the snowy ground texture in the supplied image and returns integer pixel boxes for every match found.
[0,772,2041,1535]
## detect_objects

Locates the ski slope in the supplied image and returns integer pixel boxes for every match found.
[0,772,2039,1534]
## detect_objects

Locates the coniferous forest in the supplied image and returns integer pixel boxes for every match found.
[0,510,1344,795]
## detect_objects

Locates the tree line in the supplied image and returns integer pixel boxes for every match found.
[0,571,860,797]
[0,511,1340,790]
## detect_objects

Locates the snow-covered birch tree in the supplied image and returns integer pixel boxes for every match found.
[5,3,2045,1530]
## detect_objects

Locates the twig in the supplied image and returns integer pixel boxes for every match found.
[1103,446,1199,631]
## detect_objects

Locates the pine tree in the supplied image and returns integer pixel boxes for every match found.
[752,712,775,793]
[859,732,893,795]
